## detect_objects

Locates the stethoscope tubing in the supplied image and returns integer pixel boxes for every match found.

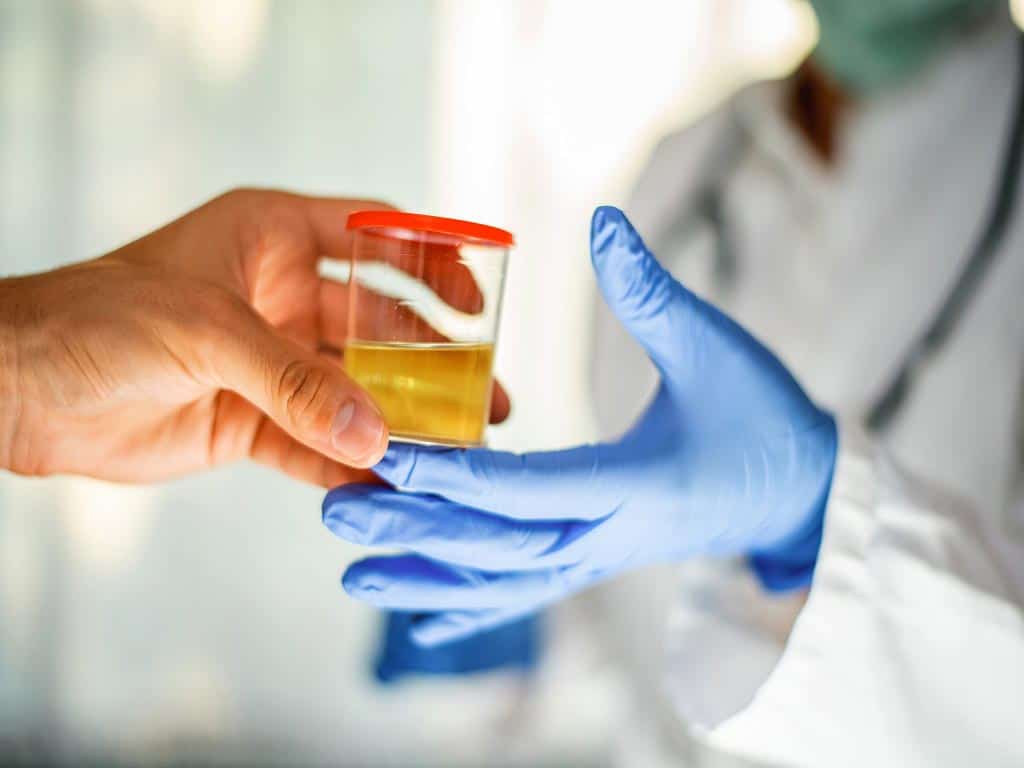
[866,32,1024,431]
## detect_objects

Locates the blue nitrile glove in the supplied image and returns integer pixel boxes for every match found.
[373,611,541,684]
[323,206,838,646]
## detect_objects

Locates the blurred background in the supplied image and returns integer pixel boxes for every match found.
[0,1,818,765]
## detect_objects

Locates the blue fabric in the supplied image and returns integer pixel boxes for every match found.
[325,207,837,646]
[374,611,541,684]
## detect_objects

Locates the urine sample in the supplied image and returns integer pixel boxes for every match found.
[343,211,512,446]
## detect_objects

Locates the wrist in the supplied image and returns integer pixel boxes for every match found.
[748,412,838,592]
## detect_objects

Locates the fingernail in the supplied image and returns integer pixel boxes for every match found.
[331,399,386,464]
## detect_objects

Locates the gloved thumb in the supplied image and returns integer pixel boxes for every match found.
[590,206,704,377]
[210,302,388,468]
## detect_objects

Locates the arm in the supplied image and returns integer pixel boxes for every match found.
[324,206,1024,762]
[707,423,1024,766]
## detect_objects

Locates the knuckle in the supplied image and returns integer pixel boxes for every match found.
[182,283,242,327]
[204,286,253,329]
[217,187,261,207]
[626,258,676,318]
[175,287,252,374]
[214,188,281,227]
[9,441,51,478]
[276,360,333,432]
[360,198,397,213]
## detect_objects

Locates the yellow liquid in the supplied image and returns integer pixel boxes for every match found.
[344,341,494,446]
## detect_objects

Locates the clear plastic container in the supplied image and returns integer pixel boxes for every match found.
[344,211,513,447]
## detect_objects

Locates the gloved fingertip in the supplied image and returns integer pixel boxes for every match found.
[590,205,627,257]
[373,664,399,685]
[342,564,388,596]
[591,204,624,231]
[322,481,371,508]
[324,515,369,545]
[321,489,373,542]
[321,486,350,520]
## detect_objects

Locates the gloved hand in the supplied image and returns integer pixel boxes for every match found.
[323,206,837,646]
[373,611,541,684]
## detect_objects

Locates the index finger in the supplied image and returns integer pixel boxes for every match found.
[372,442,621,521]
[296,194,396,263]
[353,232,484,314]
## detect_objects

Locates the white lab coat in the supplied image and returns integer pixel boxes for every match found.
[589,10,1024,766]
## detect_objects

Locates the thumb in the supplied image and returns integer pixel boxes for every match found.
[211,305,388,469]
[590,205,706,376]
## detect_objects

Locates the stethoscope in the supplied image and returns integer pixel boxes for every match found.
[689,33,1024,434]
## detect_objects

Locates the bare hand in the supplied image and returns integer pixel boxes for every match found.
[0,189,509,487]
